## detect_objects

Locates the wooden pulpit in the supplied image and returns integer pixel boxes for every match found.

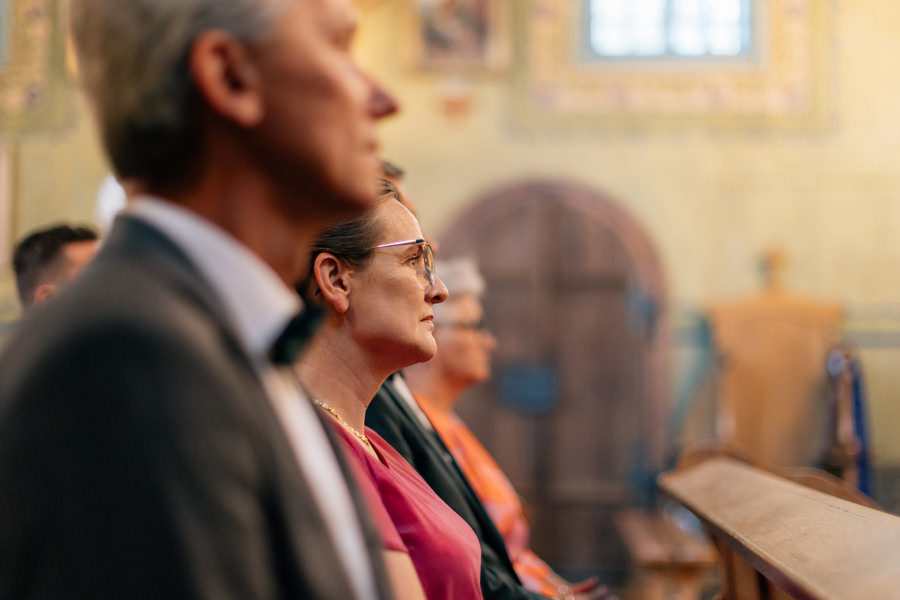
[707,251,844,469]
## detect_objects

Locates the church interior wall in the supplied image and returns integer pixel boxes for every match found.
[6,0,900,504]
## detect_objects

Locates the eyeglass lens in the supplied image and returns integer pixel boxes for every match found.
[371,239,435,286]
[422,244,435,285]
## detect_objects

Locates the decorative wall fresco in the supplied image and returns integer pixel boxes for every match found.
[0,0,69,134]
[515,0,831,130]
[406,0,511,72]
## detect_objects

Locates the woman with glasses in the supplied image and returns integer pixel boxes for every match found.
[402,258,609,600]
[295,180,483,600]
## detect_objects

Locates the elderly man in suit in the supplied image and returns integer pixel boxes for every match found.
[0,0,398,598]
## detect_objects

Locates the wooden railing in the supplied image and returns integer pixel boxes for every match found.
[658,458,900,600]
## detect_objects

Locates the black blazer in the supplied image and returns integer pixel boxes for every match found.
[366,376,550,600]
[0,216,392,599]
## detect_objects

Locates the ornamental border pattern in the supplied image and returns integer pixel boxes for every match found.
[513,0,832,131]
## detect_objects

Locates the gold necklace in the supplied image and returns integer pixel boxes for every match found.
[312,399,374,451]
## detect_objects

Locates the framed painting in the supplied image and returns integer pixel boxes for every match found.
[406,0,511,72]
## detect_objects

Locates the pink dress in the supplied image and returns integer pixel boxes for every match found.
[416,394,560,596]
[334,424,484,600]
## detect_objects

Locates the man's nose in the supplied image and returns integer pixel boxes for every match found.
[368,75,399,119]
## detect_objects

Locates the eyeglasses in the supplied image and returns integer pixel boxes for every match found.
[372,238,435,285]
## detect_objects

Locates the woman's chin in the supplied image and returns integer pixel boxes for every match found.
[415,339,438,364]
[390,340,437,370]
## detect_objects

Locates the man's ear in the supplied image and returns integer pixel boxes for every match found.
[33,283,57,305]
[313,253,352,315]
[188,30,264,127]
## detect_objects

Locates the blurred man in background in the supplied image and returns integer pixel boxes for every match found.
[12,224,99,310]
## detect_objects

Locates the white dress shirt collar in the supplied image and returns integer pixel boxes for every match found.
[126,197,301,361]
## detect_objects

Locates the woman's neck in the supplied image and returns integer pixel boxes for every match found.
[295,327,388,433]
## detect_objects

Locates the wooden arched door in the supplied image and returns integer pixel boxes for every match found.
[438,180,668,580]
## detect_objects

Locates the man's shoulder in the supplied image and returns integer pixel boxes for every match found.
[27,241,211,339]
[0,233,268,485]
[0,231,235,400]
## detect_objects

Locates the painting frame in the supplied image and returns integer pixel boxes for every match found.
[405,0,511,73]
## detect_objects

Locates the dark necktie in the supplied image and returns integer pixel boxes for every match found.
[269,304,324,365]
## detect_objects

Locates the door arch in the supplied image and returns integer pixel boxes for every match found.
[437,179,669,579]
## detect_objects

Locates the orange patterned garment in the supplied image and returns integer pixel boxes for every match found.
[415,394,559,597]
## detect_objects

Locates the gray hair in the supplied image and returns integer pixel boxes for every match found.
[70,0,290,190]
[435,257,485,299]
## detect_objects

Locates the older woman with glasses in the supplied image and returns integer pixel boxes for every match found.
[295,181,483,600]
[402,258,610,600]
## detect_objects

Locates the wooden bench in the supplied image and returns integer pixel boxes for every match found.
[659,457,900,599]
[615,509,717,600]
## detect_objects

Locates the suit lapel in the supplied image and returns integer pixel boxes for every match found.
[102,216,233,329]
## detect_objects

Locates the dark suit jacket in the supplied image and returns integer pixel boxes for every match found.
[366,377,550,600]
[0,216,391,599]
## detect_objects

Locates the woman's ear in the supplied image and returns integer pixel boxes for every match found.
[313,253,351,314]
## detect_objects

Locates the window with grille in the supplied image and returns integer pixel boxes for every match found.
[586,0,754,59]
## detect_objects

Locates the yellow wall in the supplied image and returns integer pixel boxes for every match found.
[356,0,900,466]
[0,95,107,317]
[15,95,107,237]
[9,0,900,463]
[358,1,900,306]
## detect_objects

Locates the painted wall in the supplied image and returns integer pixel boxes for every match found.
[8,0,900,468]
[351,0,900,469]
[0,95,108,317]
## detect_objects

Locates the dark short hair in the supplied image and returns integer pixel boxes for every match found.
[12,224,99,307]
[298,191,395,302]
[380,159,405,181]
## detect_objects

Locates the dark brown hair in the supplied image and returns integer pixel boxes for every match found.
[297,181,399,302]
